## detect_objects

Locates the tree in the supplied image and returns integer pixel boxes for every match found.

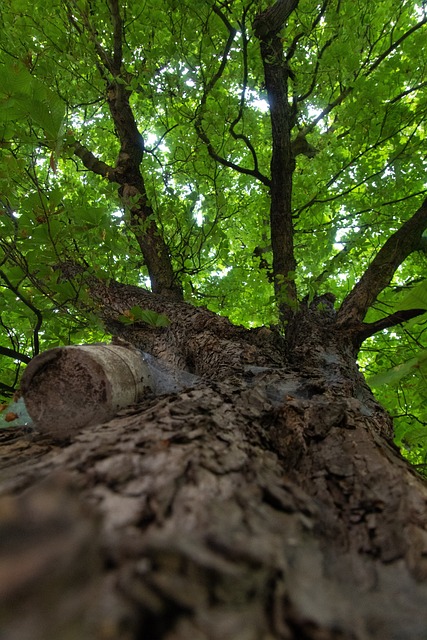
[1,0,427,637]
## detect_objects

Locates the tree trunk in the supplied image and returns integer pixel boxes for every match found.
[1,296,427,640]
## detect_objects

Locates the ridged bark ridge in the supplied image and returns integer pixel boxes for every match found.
[1,292,427,640]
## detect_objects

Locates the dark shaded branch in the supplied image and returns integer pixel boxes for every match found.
[74,140,180,299]
[194,6,270,187]
[0,345,31,365]
[252,0,299,39]
[193,126,271,187]
[389,81,427,104]
[0,381,17,395]
[254,0,300,324]
[228,7,265,182]
[296,35,338,103]
[356,309,427,344]
[106,80,181,299]
[68,5,182,300]
[365,17,427,78]
[0,270,42,355]
[301,16,426,136]
[379,189,427,208]
[73,142,118,181]
[337,198,427,328]
[106,82,145,172]
[107,0,123,73]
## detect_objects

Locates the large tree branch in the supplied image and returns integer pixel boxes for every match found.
[107,0,123,73]
[54,264,283,378]
[73,143,118,181]
[69,5,182,300]
[355,309,427,345]
[74,140,181,299]
[106,85,181,299]
[0,345,31,365]
[253,0,299,38]
[254,1,300,324]
[106,82,145,172]
[337,198,427,328]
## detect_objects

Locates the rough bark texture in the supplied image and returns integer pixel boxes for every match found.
[2,2,427,637]
[1,295,427,640]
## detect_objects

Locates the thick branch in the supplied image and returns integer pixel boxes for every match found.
[106,82,145,173]
[255,2,300,324]
[0,345,31,364]
[389,80,427,104]
[107,0,123,73]
[337,198,427,328]
[103,66,179,298]
[55,266,284,377]
[73,142,118,181]
[70,3,182,300]
[73,142,181,299]
[356,308,427,345]
[253,0,299,38]
[119,184,183,300]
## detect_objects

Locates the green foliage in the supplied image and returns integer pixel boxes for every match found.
[119,307,170,327]
[0,63,64,142]
[0,0,426,464]
[368,350,427,387]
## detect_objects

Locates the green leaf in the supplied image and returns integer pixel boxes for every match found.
[118,306,170,327]
[398,280,427,313]
[368,350,427,387]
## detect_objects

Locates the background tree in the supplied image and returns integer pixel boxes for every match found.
[1,1,427,638]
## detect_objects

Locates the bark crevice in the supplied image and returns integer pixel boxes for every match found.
[2,312,427,639]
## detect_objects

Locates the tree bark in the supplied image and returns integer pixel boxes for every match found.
[255,0,300,325]
[1,295,427,640]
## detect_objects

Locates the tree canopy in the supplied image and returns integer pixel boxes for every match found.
[0,0,426,466]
